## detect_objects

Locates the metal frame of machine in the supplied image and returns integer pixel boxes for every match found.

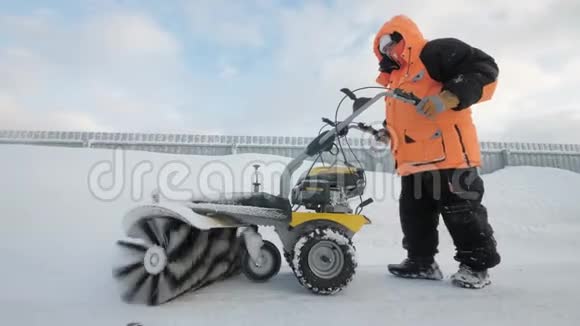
[113,87,421,305]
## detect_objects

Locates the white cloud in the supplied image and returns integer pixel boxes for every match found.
[499,110,580,143]
[49,112,107,131]
[0,46,51,97]
[0,94,106,131]
[0,10,194,132]
[219,64,239,79]
[184,0,267,47]
[242,0,580,142]
[0,1,578,144]
[0,9,56,34]
[234,2,385,136]
[85,13,182,56]
[0,109,106,131]
[84,86,192,132]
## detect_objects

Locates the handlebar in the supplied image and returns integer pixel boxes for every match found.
[340,87,421,111]
[321,118,380,137]
[279,87,422,198]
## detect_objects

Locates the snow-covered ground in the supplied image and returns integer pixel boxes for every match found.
[1,144,579,326]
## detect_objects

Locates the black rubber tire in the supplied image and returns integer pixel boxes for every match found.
[292,227,357,295]
[284,250,294,270]
[241,240,281,282]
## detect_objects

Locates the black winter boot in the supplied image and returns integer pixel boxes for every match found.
[388,257,443,280]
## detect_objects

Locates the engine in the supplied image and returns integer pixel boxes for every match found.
[291,166,366,213]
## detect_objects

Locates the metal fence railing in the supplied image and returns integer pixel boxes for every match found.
[1,129,579,174]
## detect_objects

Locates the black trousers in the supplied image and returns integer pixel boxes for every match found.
[399,168,500,270]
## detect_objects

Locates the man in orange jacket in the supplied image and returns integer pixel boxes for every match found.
[374,15,500,288]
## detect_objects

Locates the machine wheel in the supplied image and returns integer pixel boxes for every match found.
[241,240,281,282]
[284,250,294,270]
[292,227,357,295]
[113,217,241,305]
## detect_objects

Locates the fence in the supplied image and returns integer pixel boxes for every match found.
[1,129,579,174]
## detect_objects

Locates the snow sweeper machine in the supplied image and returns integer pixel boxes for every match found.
[113,87,422,305]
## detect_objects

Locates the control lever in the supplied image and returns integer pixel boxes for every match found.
[359,198,374,208]
[321,117,349,137]
[340,88,357,100]
[321,117,335,126]
[356,198,374,214]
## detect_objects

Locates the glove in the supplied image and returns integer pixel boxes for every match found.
[375,128,390,143]
[416,90,460,119]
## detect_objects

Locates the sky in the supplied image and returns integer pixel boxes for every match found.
[0,0,579,143]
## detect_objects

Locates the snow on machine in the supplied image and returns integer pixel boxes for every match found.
[113,87,421,305]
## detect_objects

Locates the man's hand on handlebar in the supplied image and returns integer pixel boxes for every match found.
[374,128,390,144]
[355,122,389,143]
[322,118,387,140]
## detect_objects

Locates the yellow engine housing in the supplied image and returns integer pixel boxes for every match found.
[290,211,371,233]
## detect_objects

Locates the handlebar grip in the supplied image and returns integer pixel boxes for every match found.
[340,88,357,101]
[359,198,374,208]
[393,89,422,105]
[409,94,422,105]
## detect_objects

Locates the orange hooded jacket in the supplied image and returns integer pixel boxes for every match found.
[373,15,498,176]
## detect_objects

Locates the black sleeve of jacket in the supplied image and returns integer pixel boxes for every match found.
[420,38,499,110]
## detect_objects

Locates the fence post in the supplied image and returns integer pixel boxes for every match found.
[501,149,511,168]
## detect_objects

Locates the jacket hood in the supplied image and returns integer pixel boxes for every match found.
[373,15,426,61]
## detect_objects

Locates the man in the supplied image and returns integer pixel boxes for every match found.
[373,15,501,289]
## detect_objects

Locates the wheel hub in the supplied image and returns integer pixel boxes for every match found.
[308,240,344,279]
[143,245,167,275]
[248,249,274,276]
